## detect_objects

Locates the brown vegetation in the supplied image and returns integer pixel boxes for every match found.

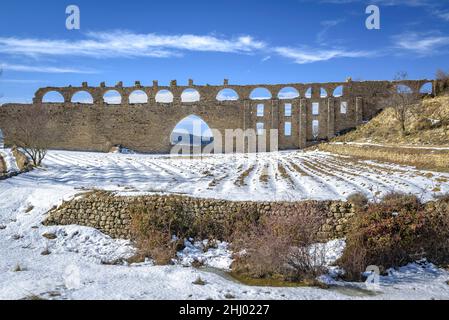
[338,193,449,281]
[318,143,449,172]
[333,95,449,146]
[231,207,327,283]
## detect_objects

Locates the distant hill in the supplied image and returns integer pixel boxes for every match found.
[171,132,214,146]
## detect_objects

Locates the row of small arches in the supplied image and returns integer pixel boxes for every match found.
[41,82,433,104]
[41,86,346,104]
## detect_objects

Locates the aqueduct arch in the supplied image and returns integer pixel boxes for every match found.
[1,78,439,153]
[72,91,94,104]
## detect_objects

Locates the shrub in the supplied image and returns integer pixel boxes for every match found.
[338,193,449,281]
[128,198,265,264]
[129,202,190,265]
[192,276,207,286]
[347,193,368,210]
[231,207,327,282]
[412,118,434,131]
[423,196,449,265]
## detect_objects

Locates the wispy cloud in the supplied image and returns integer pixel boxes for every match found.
[392,32,449,54]
[315,0,435,7]
[0,63,96,74]
[274,46,374,64]
[0,30,380,66]
[3,28,436,68]
[0,79,47,84]
[317,19,345,44]
[0,31,266,59]
[434,10,449,22]
[315,0,449,23]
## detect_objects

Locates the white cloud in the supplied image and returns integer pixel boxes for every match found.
[0,96,33,105]
[0,29,411,69]
[0,31,266,59]
[316,0,434,7]
[0,79,46,84]
[274,46,374,64]
[155,90,174,103]
[217,89,239,101]
[181,90,200,102]
[435,10,449,22]
[0,63,95,74]
[129,91,148,104]
[393,32,449,54]
[317,19,345,44]
[278,89,300,99]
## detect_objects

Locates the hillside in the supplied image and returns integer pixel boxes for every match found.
[318,95,449,172]
[334,95,449,147]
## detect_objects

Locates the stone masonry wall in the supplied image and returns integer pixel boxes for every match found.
[44,192,355,241]
[0,79,435,153]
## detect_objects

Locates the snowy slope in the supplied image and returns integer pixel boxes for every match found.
[1,149,449,300]
[0,149,19,173]
[2,149,448,202]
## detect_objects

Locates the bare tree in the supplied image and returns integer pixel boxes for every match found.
[0,68,3,100]
[436,69,449,96]
[436,69,449,81]
[11,105,50,167]
[382,71,421,134]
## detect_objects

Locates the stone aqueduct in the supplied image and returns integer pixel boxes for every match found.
[0,78,441,153]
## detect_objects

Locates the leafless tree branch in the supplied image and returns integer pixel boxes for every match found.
[10,105,50,167]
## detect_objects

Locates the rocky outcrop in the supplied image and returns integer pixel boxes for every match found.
[11,147,30,171]
[0,155,6,174]
[0,148,31,179]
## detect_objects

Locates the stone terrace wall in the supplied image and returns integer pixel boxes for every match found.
[44,193,355,241]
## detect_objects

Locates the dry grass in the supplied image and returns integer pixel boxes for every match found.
[277,163,295,185]
[334,95,449,146]
[234,165,255,186]
[318,143,449,172]
[288,161,310,177]
[259,165,270,184]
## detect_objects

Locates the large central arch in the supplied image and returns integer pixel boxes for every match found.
[170,115,214,150]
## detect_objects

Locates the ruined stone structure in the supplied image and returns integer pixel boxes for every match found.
[0,79,437,153]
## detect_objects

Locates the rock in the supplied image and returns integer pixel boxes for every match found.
[42,232,57,240]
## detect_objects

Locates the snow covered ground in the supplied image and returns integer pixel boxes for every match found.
[0,149,19,173]
[2,149,448,202]
[1,149,449,300]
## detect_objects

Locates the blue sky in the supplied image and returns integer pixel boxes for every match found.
[1,0,449,104]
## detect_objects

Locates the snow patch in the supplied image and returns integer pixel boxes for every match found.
[0,149,19,173]
[177,240,233,270]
